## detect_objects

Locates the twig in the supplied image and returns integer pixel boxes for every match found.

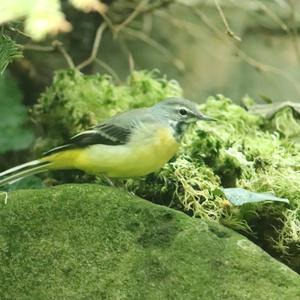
[98,12,115,33]
[77,22,107,70]
[128,51,135,73]
[118,38,135,73]
[114,0,149,36]
[194,8,300,96]
[122,27,185,72]
[287,0,300,65]
[141,0,173,14]
[255,0,289,33]
[214,0,241,42]
[1,191,8,205]
[109,0,173,36]
[255,0,300,65]
[8,25,31,37]
[23,44,55,52]
[155,10,200,39]
[24,41,75,68]
[52,40,75,68]
[95,58,121,83]
[142,14,153,35]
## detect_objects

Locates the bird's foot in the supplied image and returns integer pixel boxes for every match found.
[103,175,116,187]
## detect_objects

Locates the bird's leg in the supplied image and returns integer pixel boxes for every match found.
[103,175,115,187]
[0,191,8,205]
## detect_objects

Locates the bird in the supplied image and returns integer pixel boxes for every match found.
[0,97,215,186]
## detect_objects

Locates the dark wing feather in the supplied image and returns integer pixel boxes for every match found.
[71,123,131,146]
[43,123,132,156]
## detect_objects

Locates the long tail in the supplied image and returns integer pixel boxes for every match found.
[0,148,85,187]
[0,159,52,186]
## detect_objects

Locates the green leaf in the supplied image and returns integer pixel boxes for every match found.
[222,188,289,206]
[0,35,23,74]
[0,72,34,153]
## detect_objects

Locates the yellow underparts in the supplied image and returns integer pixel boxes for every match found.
[45,126,179,177]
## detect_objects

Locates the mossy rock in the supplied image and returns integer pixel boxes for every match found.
[0,184,299,299]
[27,70,300,268]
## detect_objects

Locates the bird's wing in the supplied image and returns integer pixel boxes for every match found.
[43,123,132,156]
[70,123,132,146]
[43,108,150,157]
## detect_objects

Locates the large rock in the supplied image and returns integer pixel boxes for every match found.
[0,184,299,299]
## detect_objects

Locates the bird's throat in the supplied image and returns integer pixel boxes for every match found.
[169,120,188,141]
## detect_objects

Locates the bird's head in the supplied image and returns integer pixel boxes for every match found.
[152,97,215,139]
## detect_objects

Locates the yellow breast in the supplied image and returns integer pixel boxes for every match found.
[74,125,180,177]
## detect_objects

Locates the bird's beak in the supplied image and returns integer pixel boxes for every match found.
[196,112,217,122]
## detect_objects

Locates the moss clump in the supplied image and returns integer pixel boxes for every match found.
[30,72,300,272]
[127,95,300,272]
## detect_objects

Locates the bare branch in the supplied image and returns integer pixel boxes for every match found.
[155,10,200,39]
[254,0,289,32]
[214,0,241,42]
[141,0,173,14]
[8,25,31,37]
[95,58,121,83]
[142,14,153,35]
[77,22,107,70]
[23,44,55,52]
[122,27,185,72]
[287,0,300,64]
[52,40,75,69]
[114,0,149,36]
[194,8,300,96]
[118,38,136,73]
[128,51,135,73]
[24,41,75,69]
[99,12,115,33]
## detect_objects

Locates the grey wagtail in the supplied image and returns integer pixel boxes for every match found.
[0,97,215,186]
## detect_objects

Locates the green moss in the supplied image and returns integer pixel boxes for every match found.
[268,106,300,144]
[0,72,34,154]
[30,72,300,272]
[126,95,300,271]
[0,184,299,299]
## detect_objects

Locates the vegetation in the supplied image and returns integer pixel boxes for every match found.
[0,73,34,154]
[0,0,299,283]
[1,184,299,299]
[21,70,300,272]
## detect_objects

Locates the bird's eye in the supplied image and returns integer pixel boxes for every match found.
[179,108,188,116]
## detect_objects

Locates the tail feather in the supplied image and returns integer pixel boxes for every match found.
[0,160,52,187]
[0,148,84,187]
